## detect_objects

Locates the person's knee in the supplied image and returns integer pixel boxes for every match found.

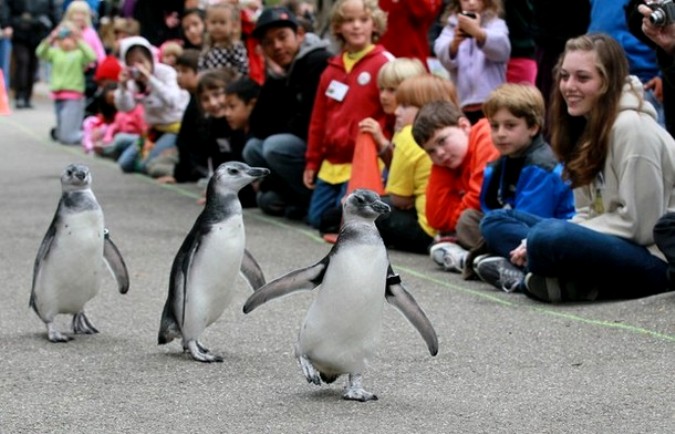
[528,219,567,251]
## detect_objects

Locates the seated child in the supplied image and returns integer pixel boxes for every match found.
[375,74,460,254]
[114,36,189,176]
[36,21,97,145]
[82,82,146,157]
[411,100,500,272]
[472,83,575,291]
[197,68,257,207]
[159,40,183,67]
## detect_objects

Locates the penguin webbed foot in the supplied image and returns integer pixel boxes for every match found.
[186,340,223,363]
[47,323,73,343]
[298,355,322,385]
[342,373,378,402]
[72,312,99,335]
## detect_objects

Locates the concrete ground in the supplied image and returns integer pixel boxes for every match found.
[0,90,674,434]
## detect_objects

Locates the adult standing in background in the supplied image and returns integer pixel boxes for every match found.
[131,0,184,47]
[0,0,59,109]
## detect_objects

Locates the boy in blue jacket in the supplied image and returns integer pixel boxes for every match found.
[471,83,575,291]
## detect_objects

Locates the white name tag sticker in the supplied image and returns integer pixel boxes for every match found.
[326,80,349,102]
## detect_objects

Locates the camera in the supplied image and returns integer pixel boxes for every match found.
[648,0,675,27]
[129,67,141,79]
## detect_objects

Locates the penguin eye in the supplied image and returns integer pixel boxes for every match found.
[227,167,239,175]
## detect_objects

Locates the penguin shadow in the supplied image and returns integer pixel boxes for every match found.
[296,388,344,403]
[153,348,247,364]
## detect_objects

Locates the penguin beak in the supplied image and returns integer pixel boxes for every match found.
[372,200,390,215]
[248,167,270,179]
[75,171,86,181]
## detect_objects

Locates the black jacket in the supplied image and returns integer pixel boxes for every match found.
[1,0,58,47]
[249,33,332,141]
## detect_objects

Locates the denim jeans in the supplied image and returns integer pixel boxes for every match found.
[481,209,669,298]
[243,134,311,207]
[307,179,347,229]
[117,132,177,174]
[54,98,85,144]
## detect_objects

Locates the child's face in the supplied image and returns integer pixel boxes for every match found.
[182,12,205,46]
[200,86,227,118]
[379,86,397,114]
[224,94,254,131]
[57,36,77,51]
[421,122,471,169]
[176,65,198,91]
[459,0,485,13]
[206,8,233,44]
[394,104,419,132]
[125,49,153,74]
[162,53,177,66]
[337,0,374,52]
[488,108,539,157]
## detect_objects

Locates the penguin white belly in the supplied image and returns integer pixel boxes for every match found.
[299,244,389,374]
[35,211,104,319]
[182,217,244,339]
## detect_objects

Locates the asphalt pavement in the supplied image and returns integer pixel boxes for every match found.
[0,89,674,434]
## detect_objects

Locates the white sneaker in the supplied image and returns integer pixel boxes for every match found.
[429,242,468,273]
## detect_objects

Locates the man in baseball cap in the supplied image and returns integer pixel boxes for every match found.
[244,5,333,220]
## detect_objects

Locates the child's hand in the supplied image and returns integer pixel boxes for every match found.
[509,239,527,267]
[303,168,316,190]
[645,76,663,103]
[457,12,482,38]
[390,194,414,210]
[358,117,388,152]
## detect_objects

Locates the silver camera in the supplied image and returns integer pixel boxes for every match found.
[129,67,141,79]
[649,0,675,27]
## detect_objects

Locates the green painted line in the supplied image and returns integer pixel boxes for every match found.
[5,113,674,343]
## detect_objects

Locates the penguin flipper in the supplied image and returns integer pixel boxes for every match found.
[103,230,130,294]
[384,267,439,356]
[30,223,57,311]
[242,257,329,314]
[240,248,266,291]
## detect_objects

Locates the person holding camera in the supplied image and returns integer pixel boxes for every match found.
[36,21,96,145]
[114,36,189,176]
[433,0,511,124]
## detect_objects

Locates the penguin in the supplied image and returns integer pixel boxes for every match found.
[30,164,130,343]
[158,161,269,363]
[243,189,438,401]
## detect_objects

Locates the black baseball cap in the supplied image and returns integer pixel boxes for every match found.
[252,6,299,40]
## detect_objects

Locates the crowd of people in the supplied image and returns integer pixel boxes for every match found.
[3,0,675,304]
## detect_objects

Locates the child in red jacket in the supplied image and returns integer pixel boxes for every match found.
[412,100,500,273]
[303,0,393,229]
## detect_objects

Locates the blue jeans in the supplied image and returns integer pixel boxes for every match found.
[481,209,669,298]
[243,134,311,207]
[54,98,85,144]
[307,179,347,229]
[117,132,177,174]
[0,38,11,89]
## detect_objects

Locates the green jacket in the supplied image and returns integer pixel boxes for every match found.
[36,40,96,93]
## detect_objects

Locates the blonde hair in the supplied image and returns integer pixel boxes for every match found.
[205,2,241,47]
[377,57,427,89]
[63,0,93,28]
[395,74,460,109]
[161,41,184,59]
[483,83,545,129]
[330,0,387,47]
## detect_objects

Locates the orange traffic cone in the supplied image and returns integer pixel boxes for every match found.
[0,69,10,116]
[346,132,385,195]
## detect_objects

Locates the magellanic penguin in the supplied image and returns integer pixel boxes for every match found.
[243,189,438,401]
[30,164,130,343]
[158,161,269,362]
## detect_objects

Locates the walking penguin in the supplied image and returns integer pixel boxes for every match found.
[243,189,438,401]
[158,161,269,362]
[30,163,130,342]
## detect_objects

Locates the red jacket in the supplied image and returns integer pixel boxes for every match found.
[305,45,394,172]
[425,118,499,232]
[379,0,442,67]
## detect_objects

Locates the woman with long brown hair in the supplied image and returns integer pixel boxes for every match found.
[479,33,675,302]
